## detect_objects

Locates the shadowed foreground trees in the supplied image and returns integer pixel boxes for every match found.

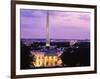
[61,43,90,67]
[20,41,33,69]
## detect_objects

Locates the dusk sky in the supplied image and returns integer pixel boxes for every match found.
[20,9,90,39]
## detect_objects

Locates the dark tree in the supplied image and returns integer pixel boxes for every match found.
[61,47,80,67]
[20,41,33,69]
[79,47,90,66]
[61,43,90,67]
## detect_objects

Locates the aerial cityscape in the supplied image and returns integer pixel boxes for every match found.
[20,9,90,69]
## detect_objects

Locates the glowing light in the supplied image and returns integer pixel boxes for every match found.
[32,52,63,67]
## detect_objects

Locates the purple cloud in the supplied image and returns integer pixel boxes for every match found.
[20,9,90,39]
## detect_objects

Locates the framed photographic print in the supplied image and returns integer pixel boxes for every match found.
[11,0,97,78]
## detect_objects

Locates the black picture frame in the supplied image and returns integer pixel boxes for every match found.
[11,0,97,79]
